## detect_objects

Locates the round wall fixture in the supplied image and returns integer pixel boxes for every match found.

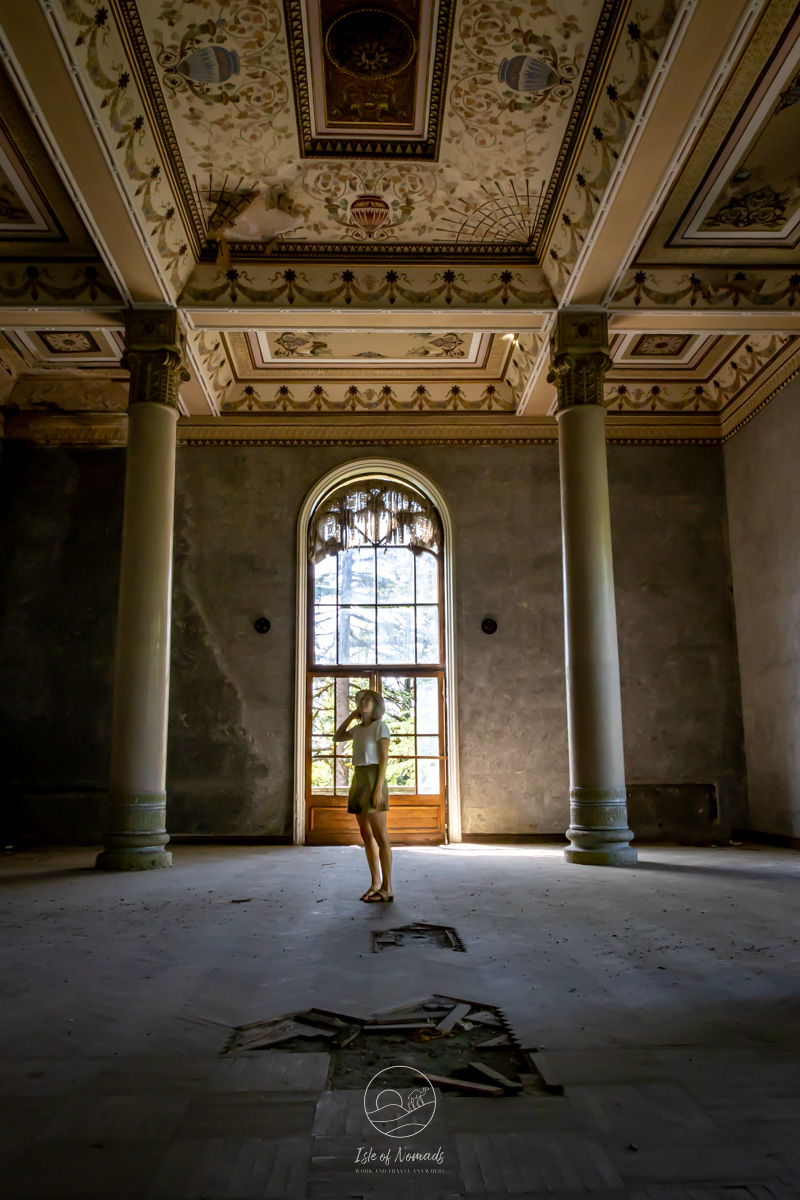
[254,618,271,634]
[481,617,497,635]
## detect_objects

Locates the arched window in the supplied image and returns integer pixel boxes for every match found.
[299,470,454,845]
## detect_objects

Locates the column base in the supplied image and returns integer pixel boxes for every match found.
[563,846,638,867]
[565,786,637,866]
[95,791,172,871]
[95,848,173,871]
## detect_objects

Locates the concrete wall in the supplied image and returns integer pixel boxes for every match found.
[0,440,746,842]
[167,443,746,838]
[0,444,124,843]
[725,377,800,838]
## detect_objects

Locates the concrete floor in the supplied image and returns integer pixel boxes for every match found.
[0,841,799,1199]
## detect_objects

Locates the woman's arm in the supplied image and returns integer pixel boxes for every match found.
[373,737,389,804]
[334,710,359,742]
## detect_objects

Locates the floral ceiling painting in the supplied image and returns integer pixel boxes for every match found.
[108,0,615,257]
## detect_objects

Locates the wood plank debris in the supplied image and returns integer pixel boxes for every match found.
[467,1061,523,1093]
[525,1050,564,1094]
[298,1010,349,1031]
[427,1073,503,1097]
[467,1010,502,1027]
[475,1033,511,1048]
[435,1003,472,1033]
[368,1023,434,1033]
[232,1019,337,1052]
[334,1027,361,1049]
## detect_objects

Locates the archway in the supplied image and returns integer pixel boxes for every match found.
[294,460,460,845]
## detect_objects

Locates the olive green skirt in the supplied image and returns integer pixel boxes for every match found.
[348,764,389,814]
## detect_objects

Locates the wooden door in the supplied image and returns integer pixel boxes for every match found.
[305,669,446,844]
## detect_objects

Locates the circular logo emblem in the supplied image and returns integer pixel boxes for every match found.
[363,1064,436,1138]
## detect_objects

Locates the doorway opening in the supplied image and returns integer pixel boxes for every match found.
[295,462,459,845]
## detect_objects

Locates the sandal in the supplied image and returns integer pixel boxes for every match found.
[359,887,380,901]
[365,890,394,902]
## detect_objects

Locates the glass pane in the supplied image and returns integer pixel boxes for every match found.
[339,606,375,664]
[333,676,370,752]
[417,735,439,758]
[377,606,414,664]
[311,757,334,793]
[416,677,439,734]
[390,735,415,757]
[417,758,439,794]
[416,605,440,663]
[311,677,335,736]
[312,734,334,757]
[381,676,415,733]
[386,758,415,792]
[377,547,414,604]
[314,607,336,664]
[314,555,336,604]
[339,548,375,604]
[415,551,438,603]
[335,756,352,794]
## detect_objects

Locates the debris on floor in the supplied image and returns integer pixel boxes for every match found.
[224,994,552,1097]
[372,922,467,952]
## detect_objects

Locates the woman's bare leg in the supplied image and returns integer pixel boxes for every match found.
[356,813,382,898]
[365,810,393,897]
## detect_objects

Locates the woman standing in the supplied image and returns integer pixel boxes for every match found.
[334,688,393,902]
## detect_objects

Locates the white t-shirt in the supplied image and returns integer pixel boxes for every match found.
[351,719,390,766]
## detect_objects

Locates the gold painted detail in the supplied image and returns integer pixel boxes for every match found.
[284,0,455,160]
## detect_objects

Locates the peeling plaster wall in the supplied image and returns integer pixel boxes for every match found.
[0,444,123,844]
[609,445,747,835]
[724,377,800,839]
[0,440,746,842]
[168,444,746,838]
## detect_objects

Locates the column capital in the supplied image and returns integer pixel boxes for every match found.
[123,308,189,409]
[547,309,611,413]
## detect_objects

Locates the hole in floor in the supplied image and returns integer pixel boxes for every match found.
[224,995,549,1097]
[372,922,467,952]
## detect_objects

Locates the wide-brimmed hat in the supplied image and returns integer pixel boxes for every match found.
[355,688,385,720]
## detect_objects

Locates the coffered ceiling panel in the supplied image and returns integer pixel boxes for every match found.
[102,0,630,260]
[2,0,799,441]
[637,0,800,266]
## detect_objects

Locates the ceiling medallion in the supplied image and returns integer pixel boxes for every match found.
[439,180,546,247]
[324,8,417,80]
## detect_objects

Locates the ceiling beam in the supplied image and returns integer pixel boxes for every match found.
[562,0,765,308]
[0,0,167,305]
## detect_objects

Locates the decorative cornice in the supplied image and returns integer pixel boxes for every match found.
[2,410,128,445]
[180,264,554,311]
[176,416,559,446]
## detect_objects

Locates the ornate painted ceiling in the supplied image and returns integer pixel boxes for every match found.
[0,0,798,443]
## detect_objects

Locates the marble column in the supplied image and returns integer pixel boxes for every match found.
[96,310,188,871]
[549,310,637,866]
